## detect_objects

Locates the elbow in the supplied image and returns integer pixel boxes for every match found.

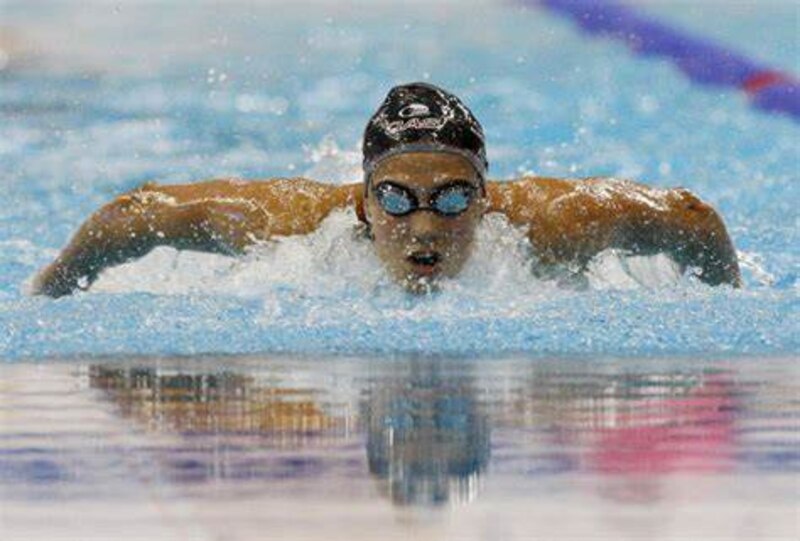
[668,188,728,236]
[693,256,742,287]
[670,189,741,287]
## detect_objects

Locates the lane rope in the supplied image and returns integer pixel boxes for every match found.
[532,0,799,120]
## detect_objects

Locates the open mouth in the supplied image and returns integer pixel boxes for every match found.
[407,251,442,269]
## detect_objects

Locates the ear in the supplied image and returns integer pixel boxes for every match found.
[481,181,497,215]
[355,187,369,224]
[478,187,490,216]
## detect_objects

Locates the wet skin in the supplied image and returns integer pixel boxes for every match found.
[32,157,742,297]
[364,152,487,293]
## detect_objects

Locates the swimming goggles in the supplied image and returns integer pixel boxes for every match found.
[372,180,479,217]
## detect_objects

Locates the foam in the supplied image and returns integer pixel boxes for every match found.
[91,204,685,301]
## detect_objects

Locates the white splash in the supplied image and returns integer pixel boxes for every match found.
[91,207,682,302]
[737,250,776,287]
[301,136,362,184]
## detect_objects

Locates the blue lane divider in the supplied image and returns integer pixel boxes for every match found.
[533,0,800,121]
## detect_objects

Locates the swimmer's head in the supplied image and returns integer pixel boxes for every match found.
[362,83,489,293]
[362,82,488,183]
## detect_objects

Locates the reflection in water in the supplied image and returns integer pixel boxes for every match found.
[89,366,338,435]
[3,357,796,539]
[514,369,737,467]
[83,359,760,510]
[89,360,491,506]
[363,361,489,506]
[511,368,738,504]
[88,364,353,486]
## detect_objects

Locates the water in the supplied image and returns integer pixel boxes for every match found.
[1,355,798,539]
[0,0,798,359]
[0,0,798,538]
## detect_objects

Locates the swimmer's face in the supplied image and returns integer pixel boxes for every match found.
[365,152,486,293]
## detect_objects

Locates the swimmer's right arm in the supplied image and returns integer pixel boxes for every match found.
[32,179,361,297]
[488,177,742,287]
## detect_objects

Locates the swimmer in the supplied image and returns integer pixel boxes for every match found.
[32,82,741,297]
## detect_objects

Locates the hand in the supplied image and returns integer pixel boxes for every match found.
[31,259,91,298]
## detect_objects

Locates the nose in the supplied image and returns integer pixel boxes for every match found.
[407,209,440,243]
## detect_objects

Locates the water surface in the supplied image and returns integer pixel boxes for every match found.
[1,0,798,360]
[1,355,797,539]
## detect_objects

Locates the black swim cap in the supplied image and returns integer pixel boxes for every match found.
[363,82,488,184]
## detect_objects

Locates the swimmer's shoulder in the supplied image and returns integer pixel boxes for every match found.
[487,175,683,211]
[486,176,577,218]
[124,177,362,209]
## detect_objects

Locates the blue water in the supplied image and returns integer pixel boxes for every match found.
[1,356,798,539]
[1,0,798,360]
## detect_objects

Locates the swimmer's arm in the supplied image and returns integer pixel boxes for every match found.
[488,178,741,286]
[620,186,742,287]
[32,179,361,297]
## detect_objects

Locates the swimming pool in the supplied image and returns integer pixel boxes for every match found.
[0,0,798,539]
[1,0,797,360]
[1,355,798,539]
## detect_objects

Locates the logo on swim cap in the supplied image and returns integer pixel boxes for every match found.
[398,103,431,118]
[385,116,447,136]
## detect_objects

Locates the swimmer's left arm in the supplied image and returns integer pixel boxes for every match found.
[488,177,742,287]
[607,183,741,286]
[32,179,361,297]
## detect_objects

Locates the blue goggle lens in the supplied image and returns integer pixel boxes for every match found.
[374,181,477,217]
[376,185,415,215]
[433,186,473,215]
